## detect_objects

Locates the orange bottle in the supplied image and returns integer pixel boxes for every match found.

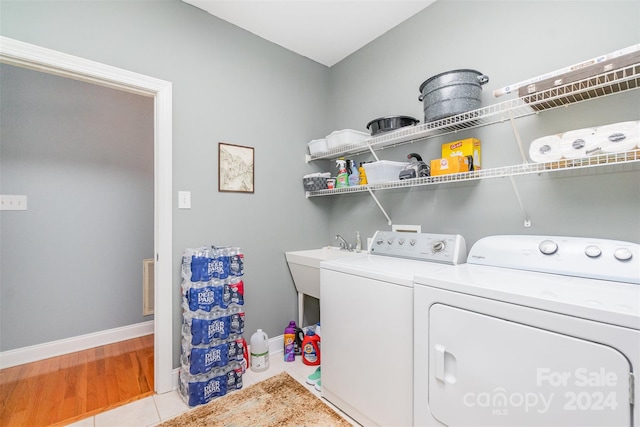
[301,330,320,366]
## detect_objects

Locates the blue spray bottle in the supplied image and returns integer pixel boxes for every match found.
[348,160,360,186]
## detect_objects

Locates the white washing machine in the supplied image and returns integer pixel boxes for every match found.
[321,231,466,427]
[414,235,640,427]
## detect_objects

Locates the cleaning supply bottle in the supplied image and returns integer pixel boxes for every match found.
[283,321,296,362]
[306,324,322,388]
[241,336,250,372]
[250,329,269,372]
[359,162,368,185]
[355,231,362,253]
[301,329,321,366]
[294,325,304,356]
[336,158,349,188]
[348,160,360,186]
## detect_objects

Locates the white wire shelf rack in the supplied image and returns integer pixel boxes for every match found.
[306,150,640,198]
[306,62,640,162]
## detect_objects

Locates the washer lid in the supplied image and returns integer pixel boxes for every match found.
[321,255,452,287]
[415,264,640,329]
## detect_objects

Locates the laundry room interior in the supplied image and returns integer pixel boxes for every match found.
[1,0,639,426]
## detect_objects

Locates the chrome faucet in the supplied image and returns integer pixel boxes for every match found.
[335,234,352,251]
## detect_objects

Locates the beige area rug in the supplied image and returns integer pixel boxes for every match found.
[160,372,353,427]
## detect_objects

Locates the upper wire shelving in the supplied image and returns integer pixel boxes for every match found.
[305,62,640,163]
[304,62,640,226]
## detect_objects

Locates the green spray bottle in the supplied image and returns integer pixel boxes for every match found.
[336,158,349,188]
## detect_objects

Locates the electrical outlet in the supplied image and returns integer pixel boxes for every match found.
[0,195,28,211]
[178,191,191,209]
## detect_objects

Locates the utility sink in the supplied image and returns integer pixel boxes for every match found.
[285,247,364,326]
[285,247,364,297]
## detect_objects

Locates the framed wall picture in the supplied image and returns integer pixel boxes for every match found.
[218,142,255,193]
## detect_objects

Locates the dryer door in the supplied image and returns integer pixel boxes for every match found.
[428,303,632,426]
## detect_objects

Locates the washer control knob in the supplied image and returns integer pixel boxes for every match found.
[432,240,446,253]
[376,238,384,245]
[539,240,558,255]
[387,237,395,245]
[585,245,602,258]
[614,247,633,261]
[409,239,417,246]
[398,238,405,245]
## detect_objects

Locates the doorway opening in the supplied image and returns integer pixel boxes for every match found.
[0,36,173,394]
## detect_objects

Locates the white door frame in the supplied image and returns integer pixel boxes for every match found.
[0,36,174,394]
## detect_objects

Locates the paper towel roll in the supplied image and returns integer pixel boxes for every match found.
[529,135,563,163]
[596,121,640,153]
[560,128,599,159]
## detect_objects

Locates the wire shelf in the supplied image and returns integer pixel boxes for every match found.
[306,63,640,162]
[306,150,640,197]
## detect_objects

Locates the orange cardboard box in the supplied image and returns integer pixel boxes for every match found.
[430,156,470,176]
[441,138,481,170]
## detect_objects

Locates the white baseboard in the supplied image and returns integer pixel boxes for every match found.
[0,321,154,369]
[268,333,284,356]
[172,368,180,390]
[170,333,286,391]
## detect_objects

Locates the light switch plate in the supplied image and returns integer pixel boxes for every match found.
[0,195,27,211]
[178,191,191,209]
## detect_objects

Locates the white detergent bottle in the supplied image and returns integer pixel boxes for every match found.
[250,329,270,372]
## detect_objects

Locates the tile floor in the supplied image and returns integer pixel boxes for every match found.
[65,354,357,427]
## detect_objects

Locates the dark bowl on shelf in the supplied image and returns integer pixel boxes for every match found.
[366,116,419,136]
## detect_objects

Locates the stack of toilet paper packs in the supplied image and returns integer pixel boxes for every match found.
[529,120,640,163]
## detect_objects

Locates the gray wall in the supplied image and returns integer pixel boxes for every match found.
[326,0,640,248]
[1,0,638,368]
[0,0,332,366]
[0,64,155,350]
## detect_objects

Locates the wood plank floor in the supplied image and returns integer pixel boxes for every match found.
[0,334,154,427]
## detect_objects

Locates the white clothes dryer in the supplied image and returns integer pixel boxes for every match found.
[321,231,466,427]
[414,235,640,427]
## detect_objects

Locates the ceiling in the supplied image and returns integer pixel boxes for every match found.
[182,0,436,67]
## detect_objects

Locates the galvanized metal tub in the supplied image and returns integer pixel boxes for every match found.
[418,69,489,123]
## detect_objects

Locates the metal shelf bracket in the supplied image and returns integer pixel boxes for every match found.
[367,144,380,162]
[366,187,392,225]
[508,110,532,227]
[508,176,532,227]
[509,109,529,164]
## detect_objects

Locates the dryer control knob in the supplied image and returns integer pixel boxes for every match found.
[398,238,405,245]
[539,240,558,255]
[409,239,417,246]
[585,245,602,258]
[614,247,633,261]
[432,240,446,253]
